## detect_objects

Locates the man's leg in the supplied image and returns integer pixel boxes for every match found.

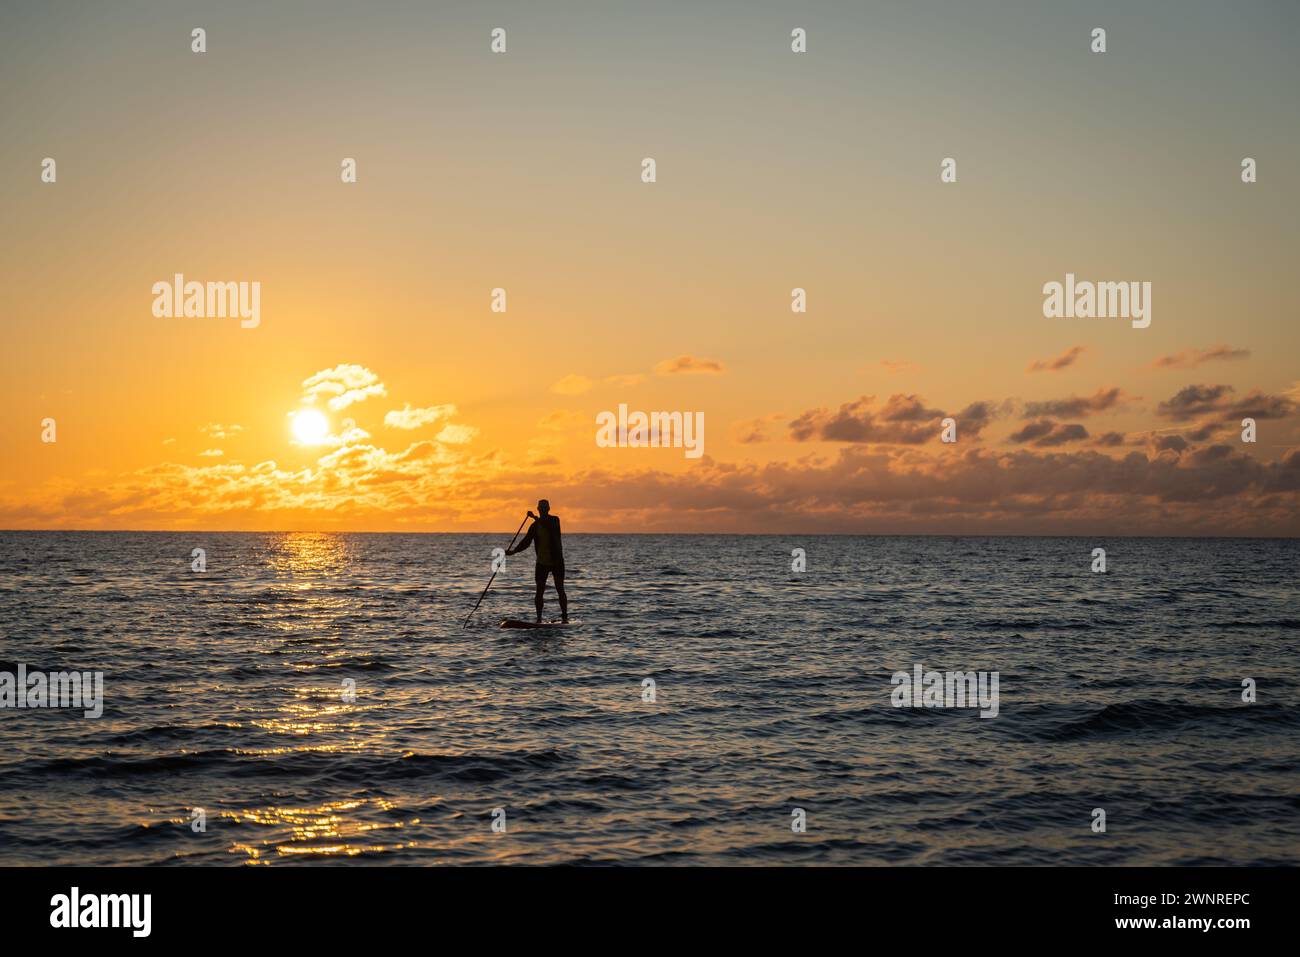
[534,564,547,622]
[553,566,568,622]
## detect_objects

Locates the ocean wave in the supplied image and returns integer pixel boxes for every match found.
[18,746,571,785]
[1033,700,1297,741]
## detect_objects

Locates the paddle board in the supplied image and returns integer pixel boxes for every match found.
[499,618,575,630]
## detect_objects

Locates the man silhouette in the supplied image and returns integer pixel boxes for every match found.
[506,499,568,623]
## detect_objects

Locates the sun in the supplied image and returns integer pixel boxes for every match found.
[291,408,330,445]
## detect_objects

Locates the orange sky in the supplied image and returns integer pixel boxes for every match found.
[2,3,1298,534]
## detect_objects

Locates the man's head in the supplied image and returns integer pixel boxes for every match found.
[537,499,550,515]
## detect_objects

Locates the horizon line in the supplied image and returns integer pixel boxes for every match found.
[2,528,1297,540]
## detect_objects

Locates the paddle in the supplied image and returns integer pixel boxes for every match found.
[462,512,532,628]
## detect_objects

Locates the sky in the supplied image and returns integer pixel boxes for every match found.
[2,0,1298,534]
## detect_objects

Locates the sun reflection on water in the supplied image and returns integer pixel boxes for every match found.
[225,797,419,862]
[267,532,354,579]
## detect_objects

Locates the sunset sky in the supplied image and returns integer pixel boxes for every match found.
[2,1,1298,534]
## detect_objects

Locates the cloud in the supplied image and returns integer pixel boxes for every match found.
[382,403,475,443]
[879,393,944,423]
[384,404,456,430]
[1009,420,1090,447]
[435,424,478,444]
[1008,420,1053,443]
[530,443,1300,533]
[1231,389,1296,421]
[789,395,1001,445]
[200,423,244,439]
[790,394,953,444]
[1135,418,1234,451]
[197,448,224,457]
[288,410,371,449]
[1151,383,1295,424]
[302,364,387,411]
[1184,420,1228,441]
[654,355,725,375]
[1152,433,1189,454]
[953,401,999,439]
[9,428,1298,537]
[551,374,594,396]
[1156,384,1235,420]
[1151,345,1250,369]
[1027,345,1086,373]
[1023,387,1126,419]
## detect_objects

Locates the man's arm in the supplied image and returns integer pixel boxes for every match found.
[507,521,536,556]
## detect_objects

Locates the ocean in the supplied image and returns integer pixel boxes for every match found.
[0,531,1297,866]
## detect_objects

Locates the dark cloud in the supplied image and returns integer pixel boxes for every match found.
[1157,384,1295,422]
[1157,384,1236,420]
[1037,423,1089,446]
[1185,420,1228,442]
[1010,420,1089,447]
[879,394,944,423]
[1231,389,1295,421]
[1152,345,1251,369]
[490,443,1300,535]
[954,401,997,438]
[1023,387,1125,419]
[1153,434,1189,454]
[789,394,996,444]
[1009,419,1055,443]
[790,395,933,444]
